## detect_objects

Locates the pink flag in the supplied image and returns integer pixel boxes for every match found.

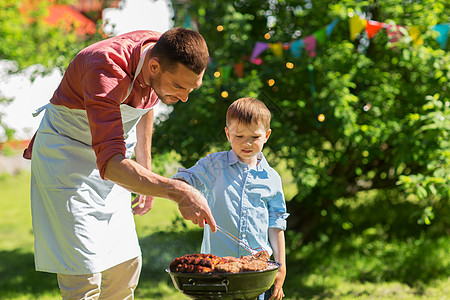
[386,24,407,43]
[303,35,317,57]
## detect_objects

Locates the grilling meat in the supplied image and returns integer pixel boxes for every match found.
[169,253,221,273]
[254,250,270,261]
[169,252,271,274]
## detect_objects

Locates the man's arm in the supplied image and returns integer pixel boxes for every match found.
[135,108,153,169]
[103,152,216,232]
[132,109,155,215]
[268,228,286,300]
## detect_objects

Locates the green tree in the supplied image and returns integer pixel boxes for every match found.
[153,0,450,241]
[0,0,103,138]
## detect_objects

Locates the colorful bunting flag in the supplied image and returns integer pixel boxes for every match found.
[290,39,304,58]
[313,28,327,44]
[269,42,284,58]
[349,14,367,41]
[245,14,448,71]
[365,20,383,39]
[386,24,407,43]
[303,35,317,57]
[233,62,244,78]
[221,65,232,82]
[326,18,339,36]
[250,41,269,64]
[432,23,450,49]
[408,26,424,46]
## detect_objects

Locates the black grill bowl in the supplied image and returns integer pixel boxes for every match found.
[166,261,281,300]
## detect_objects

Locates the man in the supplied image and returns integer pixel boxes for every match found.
[25,27,216,299]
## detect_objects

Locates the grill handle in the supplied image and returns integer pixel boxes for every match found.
[182,279,229,292]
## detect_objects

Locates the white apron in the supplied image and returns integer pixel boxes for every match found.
[30,46,152,275]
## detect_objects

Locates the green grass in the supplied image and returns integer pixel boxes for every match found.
[1,171,449,299]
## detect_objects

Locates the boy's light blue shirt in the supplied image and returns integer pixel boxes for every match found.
[172,150,289,258]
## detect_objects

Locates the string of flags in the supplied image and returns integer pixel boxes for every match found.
[183,10,449,81]
[183,9,449,116]
[249,14,449,64]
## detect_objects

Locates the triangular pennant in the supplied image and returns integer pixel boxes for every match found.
[303,35,317,57]
[365,20,383,39]
[183,14,192,29]
[290,39,304,58]
[250,42,269,61]
[432,23,450,49]
[233,61,244,78]
[386,24,407,43]
[326,18,339,36]
[408,25,424,46]
[349,14,367,41]
[313,28,327,44]
[269,42,284,58]
[221,65,232,82]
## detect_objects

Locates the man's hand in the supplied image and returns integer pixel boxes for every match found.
[132,195,155,216]
[175,185,216,232]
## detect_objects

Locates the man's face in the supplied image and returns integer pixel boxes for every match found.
[148,62,204,106]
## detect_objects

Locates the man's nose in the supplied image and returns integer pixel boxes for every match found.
[179,90,191,102]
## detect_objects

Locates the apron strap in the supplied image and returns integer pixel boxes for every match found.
[125,45,151,101]
[24,103,50,159]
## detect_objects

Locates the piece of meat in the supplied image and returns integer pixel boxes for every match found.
[214,262,242,273]
[254,250,270,261]
[169,253,221,273]
[169,253,271,274]
[240,259,269,272]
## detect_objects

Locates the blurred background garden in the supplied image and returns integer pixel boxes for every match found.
[0,0,449,299]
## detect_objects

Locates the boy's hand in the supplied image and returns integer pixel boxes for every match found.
[269,268,286,300]
[269,286,285,300]
[132,195,155,216]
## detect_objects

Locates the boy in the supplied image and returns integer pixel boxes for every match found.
[172,97,288,300]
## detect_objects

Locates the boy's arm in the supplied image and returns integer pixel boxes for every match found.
[268,227,286,300]
[171,155,216,194]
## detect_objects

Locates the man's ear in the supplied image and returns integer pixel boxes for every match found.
[149,58,160,74]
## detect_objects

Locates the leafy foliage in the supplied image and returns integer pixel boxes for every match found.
[0,0,103,76]
[154,0,450,240]
[0,0,104,140]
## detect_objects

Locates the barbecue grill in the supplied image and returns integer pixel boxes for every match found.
[166,260,280,300]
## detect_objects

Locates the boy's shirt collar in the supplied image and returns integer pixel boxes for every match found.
[227,150,266,170]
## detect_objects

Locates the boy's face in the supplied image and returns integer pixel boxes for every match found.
[225,120,271,167]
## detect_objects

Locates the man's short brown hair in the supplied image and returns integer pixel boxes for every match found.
[151,27,209,75]
[226,97,271,130]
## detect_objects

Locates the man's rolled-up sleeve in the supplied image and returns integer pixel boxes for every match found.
[82,59,130,179]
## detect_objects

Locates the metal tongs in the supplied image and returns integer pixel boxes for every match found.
[206,220,266,259]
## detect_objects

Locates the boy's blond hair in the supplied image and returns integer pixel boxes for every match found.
[226,97,271,130]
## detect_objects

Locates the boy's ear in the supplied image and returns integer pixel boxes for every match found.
[225,127,231,142]
[265,129,272,142]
